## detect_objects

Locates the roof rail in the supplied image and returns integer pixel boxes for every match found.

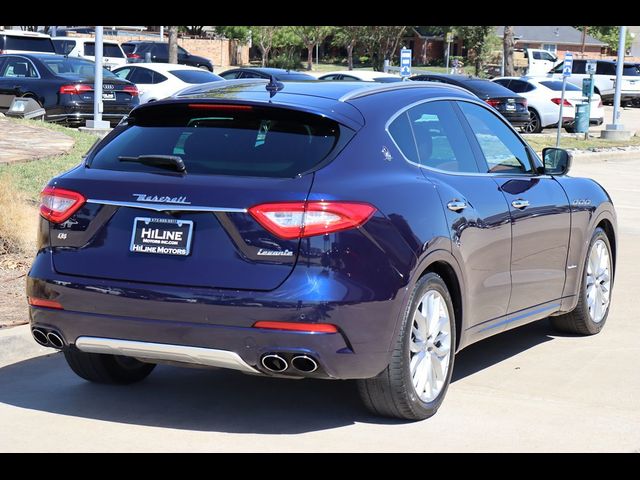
[338,80,471,102]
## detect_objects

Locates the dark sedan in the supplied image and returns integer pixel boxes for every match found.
[219,67,315,81]
[122,41,214,72]
[410,73,530,127]
[0,53,139,126]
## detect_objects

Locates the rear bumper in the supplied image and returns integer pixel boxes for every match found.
[502,112,530,127]
[27,250,403,380]
[46,101,136,126]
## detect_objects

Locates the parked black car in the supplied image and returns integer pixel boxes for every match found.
[410,73,530,127]
[0,54,139,126]
[122,41,214,72]
[219,67,316,81]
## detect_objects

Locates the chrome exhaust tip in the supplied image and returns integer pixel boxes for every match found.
[46,331,65,349]
[261,354,288,373]
[291,355,318,373]
[32,328,49,347]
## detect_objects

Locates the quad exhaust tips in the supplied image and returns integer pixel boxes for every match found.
[291,355,318,373]
[260,353,319,374]
[261,354,288,373]
[31,327,65,349]
[31,328,49,346]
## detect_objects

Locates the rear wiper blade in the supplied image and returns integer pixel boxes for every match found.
[118,155,186,173]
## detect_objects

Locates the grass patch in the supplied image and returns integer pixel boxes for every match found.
[524,134,640,154]
[0,172,38,256]
[0,118,97,202]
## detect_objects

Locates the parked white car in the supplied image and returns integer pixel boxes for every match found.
[52,37,126,70]
[547,59,640,105]
[0,29,55,55]
[493,76,604,133]
[318,70,402,82]
[112,63,224,104]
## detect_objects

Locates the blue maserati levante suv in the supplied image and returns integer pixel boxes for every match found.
[27,79,617,420]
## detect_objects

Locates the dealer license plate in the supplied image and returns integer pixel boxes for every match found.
[130,217,193,256]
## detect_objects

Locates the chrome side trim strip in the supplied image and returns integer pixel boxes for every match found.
[75,337,260,374]
[86,199,247,213]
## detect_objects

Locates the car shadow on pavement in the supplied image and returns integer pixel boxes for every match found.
[0,319,559,433]
[452,319,559,382]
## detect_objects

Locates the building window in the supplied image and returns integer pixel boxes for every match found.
[542,44,557,54]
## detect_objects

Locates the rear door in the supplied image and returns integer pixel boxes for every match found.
[457,101,570,314]
[50,102,353,291]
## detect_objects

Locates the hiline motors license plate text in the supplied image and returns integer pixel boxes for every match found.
[130,217,194,256]
[102,91,116,101]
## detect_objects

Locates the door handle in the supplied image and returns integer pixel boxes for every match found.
[511,199,530,209]
[447,200,467,212]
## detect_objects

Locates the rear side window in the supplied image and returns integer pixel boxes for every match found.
[121,43,136,54]
[84,43,125,58]
[53,39,75,55]
[623,65,640,76]
[170,69,222,84]
[4,35,55,53]
[507,80,535,93]
[539,80,581,91]
[596,62,616,75]
[88,104,352,178]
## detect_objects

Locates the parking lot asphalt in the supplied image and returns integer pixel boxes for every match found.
[1,157,639,452]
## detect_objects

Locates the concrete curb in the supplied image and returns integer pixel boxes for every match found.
[569,149,640,162]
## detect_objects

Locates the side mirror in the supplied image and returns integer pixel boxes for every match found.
[542,147,572,175]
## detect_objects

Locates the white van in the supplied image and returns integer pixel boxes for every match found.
[52,37,127,70]
[0,29,56,55]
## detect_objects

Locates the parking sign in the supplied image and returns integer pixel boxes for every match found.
[586,60,597,75]
[563,52,573,77]
[400,48,412,77]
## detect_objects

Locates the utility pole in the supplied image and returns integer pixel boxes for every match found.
[160,26,164,42]
[580,26,587,54]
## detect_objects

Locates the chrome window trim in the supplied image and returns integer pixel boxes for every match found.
[384,96,544,178]
[86,199,247,213]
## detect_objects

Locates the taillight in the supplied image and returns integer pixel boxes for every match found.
[486,99,501,107]
[551,98,573,107]
[39,186,86,224]
[253,321,338,333]
[248,201,376,240]
[123,85,139,96]
[28,297,63,310]
[59,84,93,95]
[126,53,141,59]
[188,103,253,110]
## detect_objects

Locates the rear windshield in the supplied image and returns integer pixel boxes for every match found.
[279,73,315,81]
[3,35,55,53]
[539,80,581,91]
[41,57,118,78]
[169,69,223,84]
[121,43,136,54]
[87,104,351,178]
[465,80,518,97]
[84,42,125,58]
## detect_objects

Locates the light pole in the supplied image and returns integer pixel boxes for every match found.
[601,26,631,140]
[86,26,109,129]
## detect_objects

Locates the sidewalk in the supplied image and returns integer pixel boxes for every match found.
[0,116,75,165]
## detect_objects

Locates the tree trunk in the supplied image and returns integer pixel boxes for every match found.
[475,56,482,77]
[347,44,354,70]
[503,26,515,76]
[260,47,270,67]
[168,26,178,64]
[307,44,313,70]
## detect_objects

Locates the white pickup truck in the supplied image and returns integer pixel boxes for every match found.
[486,48,557,77]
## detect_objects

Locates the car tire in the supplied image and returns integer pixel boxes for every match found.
[357,272,456,420]
[551,227,613,335]
[564,125,576,133]
[522,108,542,134]
[198,65,212,71]
[64,346,156,384]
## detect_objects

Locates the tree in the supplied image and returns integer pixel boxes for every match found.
[168,26,178,64]
[360,26,409,71]
[215,26,251,43]
[576,26,632,54]
[251,26,277,67]
[455,26,495,76]
[333,26,367,70]
[181,26,205,37]
[503,26,515,76]
[293,26,333,70]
